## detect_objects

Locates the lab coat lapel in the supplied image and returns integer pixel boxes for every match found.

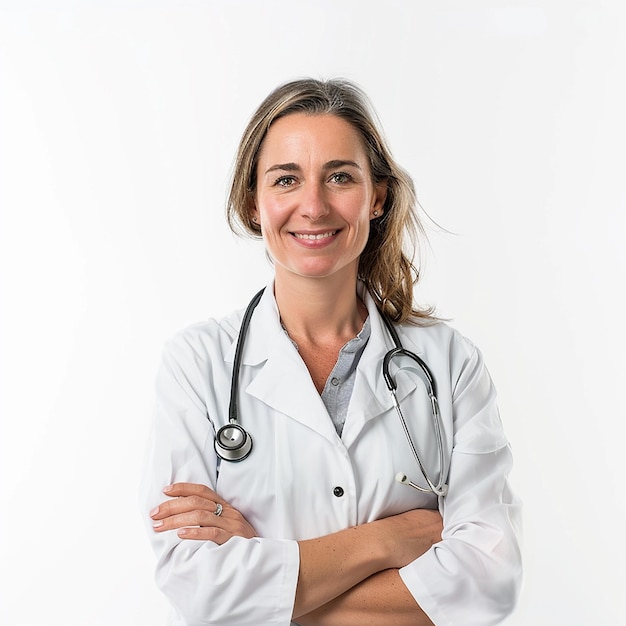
[228,286,340,445]
[341,290,419,449]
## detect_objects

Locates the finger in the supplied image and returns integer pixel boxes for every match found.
[177,525,233,545]
[163,483,225,503]
[151,495,222,520]
[152,508,230,533]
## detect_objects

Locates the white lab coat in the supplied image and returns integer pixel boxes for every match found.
[140,283,522,626]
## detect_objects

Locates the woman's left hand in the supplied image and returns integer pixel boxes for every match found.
[150,482,258,545]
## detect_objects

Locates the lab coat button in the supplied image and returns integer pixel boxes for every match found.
[331,377,340,386]
[333,486,344,497]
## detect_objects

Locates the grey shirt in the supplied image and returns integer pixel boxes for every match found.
[320,317,371,436]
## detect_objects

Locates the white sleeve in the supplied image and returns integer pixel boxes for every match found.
[399,344,523,626]
[139,336,300,626]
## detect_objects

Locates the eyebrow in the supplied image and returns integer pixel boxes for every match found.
[264,160,362,175]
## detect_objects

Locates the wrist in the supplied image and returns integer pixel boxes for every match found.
[366,517,399,571]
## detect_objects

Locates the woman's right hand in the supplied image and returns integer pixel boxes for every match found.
[150,482,258,545]
[373,508,443,570]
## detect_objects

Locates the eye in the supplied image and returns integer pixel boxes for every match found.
[329,172,353,184]
[274,175,297,188]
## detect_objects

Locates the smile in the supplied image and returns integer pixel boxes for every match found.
[292,231,338,240]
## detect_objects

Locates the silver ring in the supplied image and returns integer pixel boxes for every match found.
[214,502,223,517]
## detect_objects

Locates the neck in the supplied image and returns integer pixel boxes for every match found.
[274,270,366,346]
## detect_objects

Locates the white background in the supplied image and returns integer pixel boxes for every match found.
[1,1,624,624]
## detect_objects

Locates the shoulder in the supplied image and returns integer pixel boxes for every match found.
[161,307,245,369]
[395,320,490,397]
[161,286,282,375]
[397,319,477,364]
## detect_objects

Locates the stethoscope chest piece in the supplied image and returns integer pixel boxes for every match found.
[215,423,253,462]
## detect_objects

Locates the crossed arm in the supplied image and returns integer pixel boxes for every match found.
[151,482,440,625]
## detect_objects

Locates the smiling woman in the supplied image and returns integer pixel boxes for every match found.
[140,78,522,626]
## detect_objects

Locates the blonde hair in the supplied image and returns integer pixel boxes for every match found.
[227,78,435,324]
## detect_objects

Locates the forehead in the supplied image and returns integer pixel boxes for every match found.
[258,113,367,162]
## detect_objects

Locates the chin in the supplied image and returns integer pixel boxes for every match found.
[283,261,356,282]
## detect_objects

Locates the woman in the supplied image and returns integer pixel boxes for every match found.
[141,78,522,625]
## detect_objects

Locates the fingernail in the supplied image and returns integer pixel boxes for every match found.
[177,528,188,536]
[150,506,159,517]
[152,520,163,529]
[163,485,173,493]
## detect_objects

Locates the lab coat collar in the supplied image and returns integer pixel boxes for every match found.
[224,281,420,446]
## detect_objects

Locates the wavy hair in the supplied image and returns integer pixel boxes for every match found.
[227,77,435,324]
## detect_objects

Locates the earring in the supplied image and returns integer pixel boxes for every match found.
[373,211,379,217]
[252,216,258,224]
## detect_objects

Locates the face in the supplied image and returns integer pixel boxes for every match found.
[251,113,386,285]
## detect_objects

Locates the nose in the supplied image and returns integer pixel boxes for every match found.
[300,181,330,221]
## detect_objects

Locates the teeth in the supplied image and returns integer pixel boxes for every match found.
[294,231,336,240]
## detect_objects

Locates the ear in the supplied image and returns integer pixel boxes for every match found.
[370,179,387,219]
[247,195,260,228]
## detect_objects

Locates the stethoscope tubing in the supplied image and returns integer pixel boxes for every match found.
[227,288,264,424]
[380,317,448,497]
[214,288,264,462]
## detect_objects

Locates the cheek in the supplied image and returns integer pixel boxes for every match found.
[257,195,287,223]
[357,221,371,250]
[355,201,374,232]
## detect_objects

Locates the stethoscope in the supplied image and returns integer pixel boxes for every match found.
[214,288,449,497]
